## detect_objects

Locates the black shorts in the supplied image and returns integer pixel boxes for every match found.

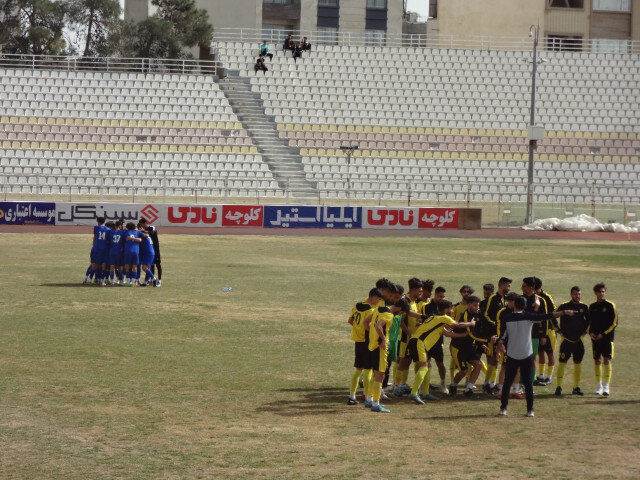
[406,337,428,363]
[451,345,476,371]
[427,343,444,363]
[540,334,554,354]
[592,337,614,360]
[354,341,372,369]
[558,339,585,363]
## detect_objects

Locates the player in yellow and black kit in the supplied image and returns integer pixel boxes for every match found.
[421,286,449,394]
[449,296,486,397]
[534,277,558,386]
[589,282,618,396]
[404,300,475,405]
[554,286,590,396]
[449,285,475,385]
[483,277,511,394]
[365,295,410,412]
[347,288,383,405]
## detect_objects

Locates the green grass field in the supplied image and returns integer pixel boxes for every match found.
[1,233,639,479]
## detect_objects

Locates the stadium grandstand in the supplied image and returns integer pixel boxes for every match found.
[1,27,639,222]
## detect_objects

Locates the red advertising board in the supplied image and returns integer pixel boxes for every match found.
[363,207,459,229]
[221,205,264,227]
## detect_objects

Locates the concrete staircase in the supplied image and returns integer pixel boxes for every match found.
[218,74,317,198]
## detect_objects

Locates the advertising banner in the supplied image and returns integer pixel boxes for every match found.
[222,205,264,227]
[55,203,143,226]
[162,204,222,227]
[362,207,459,229]
[264,206,362,228]
[0,202,56,225]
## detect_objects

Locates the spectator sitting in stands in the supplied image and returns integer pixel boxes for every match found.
[292,42,302,62]
[259,41,273,60]
[283,34,294,51]
[254,55,268,74]
[301,37,311,51]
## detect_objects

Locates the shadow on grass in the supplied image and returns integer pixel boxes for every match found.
[410,413,495,421]
[41,283,91,288]
[257,387,347,416]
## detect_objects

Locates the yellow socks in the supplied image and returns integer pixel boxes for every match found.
[603,363,612,383]
[480,360,487,374]
[545,365,555,378]
[573,363,582,388]
[556,362,566,388]
[372,380,382,402]
[350,369,361,395]
[421,367,431,395]
[412,367,428,395]
[392,362,399,385]
[594,363,602,383]
[363,369,373,397]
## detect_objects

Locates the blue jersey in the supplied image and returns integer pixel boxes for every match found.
[139,235,154,257]
[124,230,142,253]
[108,229,125,252]
[93,225,110,251]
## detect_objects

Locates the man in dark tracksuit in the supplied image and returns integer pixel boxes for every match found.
[139,218,162,287]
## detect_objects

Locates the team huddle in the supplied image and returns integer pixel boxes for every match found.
[348,277,618,415]
[82,216,162,287]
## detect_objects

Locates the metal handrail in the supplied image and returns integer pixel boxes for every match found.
[212,27,640,54]
[0,54,221,75]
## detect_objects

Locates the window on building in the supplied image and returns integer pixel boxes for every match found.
[317,26,338,45]
[547,0,584,7]
[318,0,339,6]
[546,34,583,51]
[365,29,386,46]
[367,0,387,9]
[263,0,293,4]
[592,38,630,53]
[429,0,438,18]
[592,0,630,11]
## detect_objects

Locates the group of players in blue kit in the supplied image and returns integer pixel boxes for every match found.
[82,216,162,287]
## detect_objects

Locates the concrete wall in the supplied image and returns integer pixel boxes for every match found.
[387,0,404,35]
[631,0,640,40]
[198,0,262,30]
[299,0,318,33]
[339,0,366,33]
[124,0,152,23]
[435,0,546,38]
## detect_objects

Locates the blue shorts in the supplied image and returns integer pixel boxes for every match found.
[124,251,139,266]
[91,248,109,265]
[109,250,123,267]
[141,253,155,267]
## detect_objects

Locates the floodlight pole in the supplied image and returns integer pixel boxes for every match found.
[526,24,539,225]
[340,145,358,207]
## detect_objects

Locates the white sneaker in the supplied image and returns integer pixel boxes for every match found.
[440,383,449,395]
[603,383,610,396]
[499,408,507,416]
[156,280,161,287]
[526,410,535,417]
[595,383,604,395]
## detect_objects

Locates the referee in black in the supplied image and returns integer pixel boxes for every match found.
[139,218,162,287]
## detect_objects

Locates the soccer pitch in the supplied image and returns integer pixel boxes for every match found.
[1,232,639,479]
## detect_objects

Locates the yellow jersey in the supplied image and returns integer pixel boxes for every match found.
[368,305,394,351]
[411,314,457,351]
[350,302,376,342]
[452,302,467,322]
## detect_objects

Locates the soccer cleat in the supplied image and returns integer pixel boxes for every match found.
[421,393,439,401]
[363,400,372,408]
[499,409,507,416]
[595,383,604,395]
[511,392,524,399]
[603,383,610,396]
[156,280,161,287]
[139,282,147,287]
[526,410,535,417]
[448,385,457,396]
[347,398,358,405]
[371,404,390,413]
[491,385,502,395]
[482,384,492,395]
[533,378,544,386]
[409,394,425,405]
[572,387,584,396]
[463,388,473,397]
[555,386,562,396]
[440,384,449,395]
